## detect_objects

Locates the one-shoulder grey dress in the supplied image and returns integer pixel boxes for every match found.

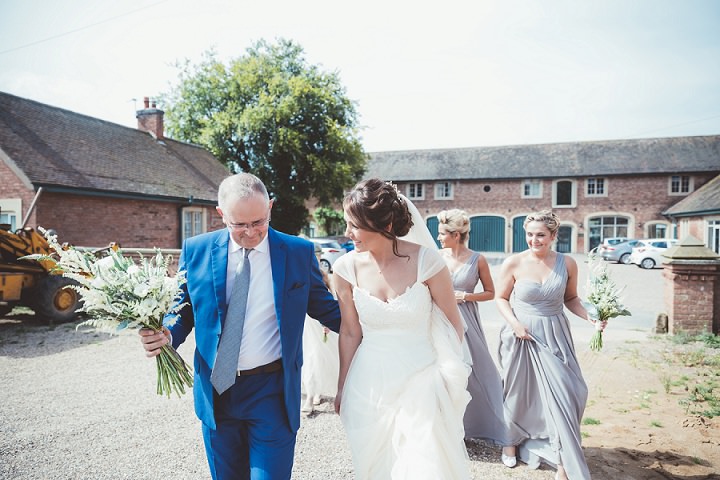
[498,253,591,479]
[454,252,512,445]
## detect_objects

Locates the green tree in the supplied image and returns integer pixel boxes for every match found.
[314,206,345,236]
[161,39,367,234]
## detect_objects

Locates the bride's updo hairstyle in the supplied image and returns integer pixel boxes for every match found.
[523,209,561,236]
[437,209,471,244]
[343,178,414,257]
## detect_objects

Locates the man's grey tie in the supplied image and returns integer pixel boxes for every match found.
[211,248,252,394]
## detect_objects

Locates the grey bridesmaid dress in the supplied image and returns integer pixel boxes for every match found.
[454,252,512,445]
[498,253,591,479]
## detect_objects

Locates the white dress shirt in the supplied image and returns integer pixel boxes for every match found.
[226,234,281,370]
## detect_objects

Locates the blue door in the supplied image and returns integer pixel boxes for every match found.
[426,217,441,248]
[555,225,572,253]
[512,216,527,252]
[469,216,505,252]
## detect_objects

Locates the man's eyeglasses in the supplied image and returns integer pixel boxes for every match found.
[226,217,270,232]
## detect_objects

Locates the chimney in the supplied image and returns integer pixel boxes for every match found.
[136,96,164,139]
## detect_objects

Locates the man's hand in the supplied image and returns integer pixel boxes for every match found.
[139,327,171,358]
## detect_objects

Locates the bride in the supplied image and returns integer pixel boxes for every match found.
[332,178,471,479]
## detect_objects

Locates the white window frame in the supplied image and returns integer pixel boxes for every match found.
[406,183,425,200]
[521,179,542,199]
[552,179,576,208]
[706,218,720,254]
[645,221,670,239]
[0,198,22,231]
[668,175,694,196]
[434,181,454,200]
[182,207,207,242]
[585,177,607,197]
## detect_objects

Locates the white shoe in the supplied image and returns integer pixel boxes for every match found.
[501,453,517,468]
[312,394,321,405]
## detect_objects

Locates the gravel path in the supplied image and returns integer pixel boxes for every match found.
[0,254,661,479]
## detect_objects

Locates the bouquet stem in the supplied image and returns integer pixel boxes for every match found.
[155,344,194,398]
[589,330,603,352]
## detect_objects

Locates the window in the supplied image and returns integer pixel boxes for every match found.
[586,178,606,196]
[552,179,575,207]
[708,220,720,254]
[669,175,693,195]
[182,207,206,242]
[647,222,668,239]
[434,182,453,200]
[406,183,424,200]
[0,211,17,231]
[521,180,542,198]
[587,216,629,251]
[0,198,21,231]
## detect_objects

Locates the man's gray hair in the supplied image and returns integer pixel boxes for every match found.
[218,173,269,209]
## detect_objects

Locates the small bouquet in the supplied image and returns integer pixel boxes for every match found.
[322,326,329,343]
[585,255,632,351]
[23,228,193,397]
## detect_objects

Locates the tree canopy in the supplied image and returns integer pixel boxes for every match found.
[161,39,366,234]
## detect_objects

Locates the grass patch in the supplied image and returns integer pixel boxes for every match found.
[662,333,720,419]
[582,417,601,425]
[650,420,663,428]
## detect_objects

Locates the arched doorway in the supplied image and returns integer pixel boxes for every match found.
[555,225,572,253]
[512,216,527,252]
[469,216,505,252]
[426,216,441,248]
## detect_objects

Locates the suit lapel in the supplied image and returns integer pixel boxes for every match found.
[268,229,287,325]
[211,230,230,327]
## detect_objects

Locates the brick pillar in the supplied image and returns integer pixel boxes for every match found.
[662,235,720,335]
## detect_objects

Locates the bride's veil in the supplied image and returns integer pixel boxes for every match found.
[399,192,472,365]
[398,193,437,249]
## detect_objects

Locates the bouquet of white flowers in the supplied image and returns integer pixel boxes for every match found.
[585,255,632,351]
[23,228,193,397]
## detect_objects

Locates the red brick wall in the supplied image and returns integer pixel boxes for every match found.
[31,192,221,249]
[400,173,717,253]
[0,159,37,226]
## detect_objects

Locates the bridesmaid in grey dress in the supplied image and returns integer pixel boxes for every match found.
[437,210,513,447]
[496,210,604,480]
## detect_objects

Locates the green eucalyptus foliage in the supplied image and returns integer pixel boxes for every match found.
[161,39,367,234]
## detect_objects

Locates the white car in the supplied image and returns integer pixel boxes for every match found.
[629,238,678,269]
[309,238,347,272]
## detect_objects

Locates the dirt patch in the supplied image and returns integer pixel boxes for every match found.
[579,337,720,480]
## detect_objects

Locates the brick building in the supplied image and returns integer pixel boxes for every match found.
[663,173,720,254]
[366,136,720,253]
[0,92,229,248]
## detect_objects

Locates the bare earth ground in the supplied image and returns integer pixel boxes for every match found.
[1,255,719,479]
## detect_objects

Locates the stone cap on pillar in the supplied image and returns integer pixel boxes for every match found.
[663,235,720,262]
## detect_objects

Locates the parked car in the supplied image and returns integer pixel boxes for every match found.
[629,238,679,269]
[331,235,355,252]
[601,239,641,264]
[309,238,347,272]
[595,237,630,256]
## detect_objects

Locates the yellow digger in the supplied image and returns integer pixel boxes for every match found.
[0,220,81,322]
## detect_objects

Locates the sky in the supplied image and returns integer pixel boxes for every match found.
[1,0,719,153]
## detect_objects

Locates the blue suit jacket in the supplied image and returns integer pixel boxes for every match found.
[165,228,341,432]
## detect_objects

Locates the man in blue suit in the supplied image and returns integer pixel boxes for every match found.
[140,173,341,479]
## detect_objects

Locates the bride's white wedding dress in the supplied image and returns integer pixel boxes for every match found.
[333,246,471,480]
